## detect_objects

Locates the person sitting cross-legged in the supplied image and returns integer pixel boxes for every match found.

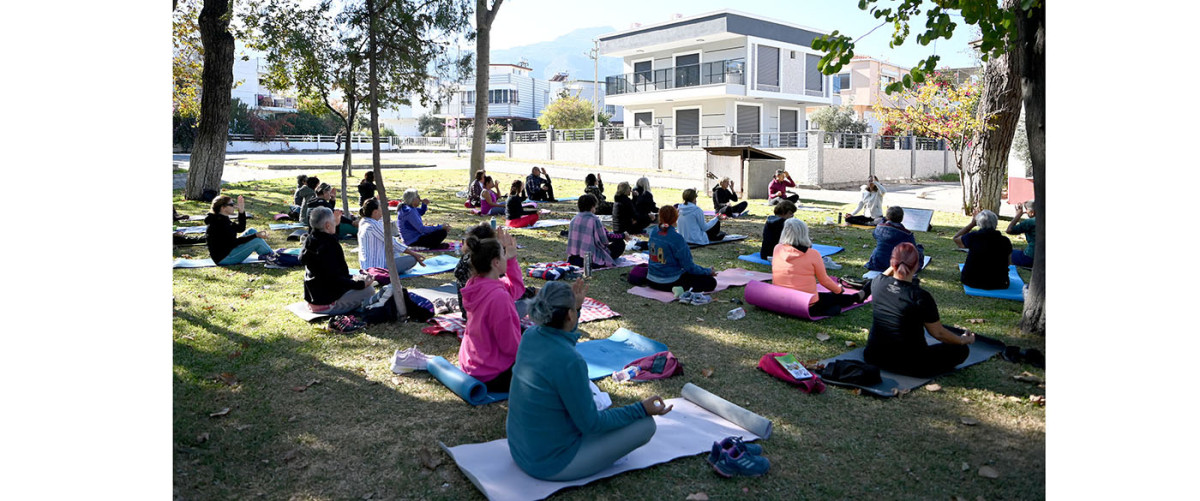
[646,205,717,293]
[566,194,626,269]
[583,173,613,215]
[480,176,506,216]
[357,197,426,275]
[953,209,1012,290]
[466,170,486,208]
[632,177,658,225]
[863,242,977,377]
[772,218,867,317]
[507,279,671,481]
[844,176,886,226]
[358,171,377,205]
[759,200,797,261]
[524,166,557,202]
[711,177,748,216]
[768,169,800,205]
[676,188,726,245]
[396,188,451,248]
[205,195,276,266]
[506,180,540,228]
[458,229,526,393]
[866,206,925,273]
[612,181,650,236]
[1006,199,1037,268]
[300,207,375,315]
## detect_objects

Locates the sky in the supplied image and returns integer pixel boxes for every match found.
[488,0,981,69]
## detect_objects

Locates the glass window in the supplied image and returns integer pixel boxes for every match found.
[837,74,850,92]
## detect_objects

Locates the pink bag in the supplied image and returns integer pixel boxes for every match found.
[757,352,825,394]
[625,351,682,381]
[364,267,391,285]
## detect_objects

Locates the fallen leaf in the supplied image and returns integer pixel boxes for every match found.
[218,373,238,386]
[1030,395,1046,406]
[961,462,970,471]
[845,341,856,347]
[291,386,309,392]
[978,465,1000,479]
[181,334,195,340]
[925,384,942,392]
[1007,396,1022,402]
[701,368,714,378]
[960,417,980,426]
[195,432,209,444]
[696,317,704,322]
[1013,371,1044,384]
[282,449,300,463]
[209,408,231,418]
[851,388,862,396]
[236,424,253,431]
[417,448,442,470]
[967,318,985,324]
[686,493,709,501]
[816,332,831,342]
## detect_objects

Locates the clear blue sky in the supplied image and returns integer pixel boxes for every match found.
[489,0,980,69]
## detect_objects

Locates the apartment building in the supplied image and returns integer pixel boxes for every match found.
[231,50,298,116]
[598,10,837,148]
[811,55,915,132]
[440,63,565,130]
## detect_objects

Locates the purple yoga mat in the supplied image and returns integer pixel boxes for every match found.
[627,268,772,303]
[744,280,872,321]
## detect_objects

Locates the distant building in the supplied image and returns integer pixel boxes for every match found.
[809,55,914,133]
[231,50,298,116]
[440,63,565,130]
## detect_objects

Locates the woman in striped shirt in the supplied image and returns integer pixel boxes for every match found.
[357,198,427,274]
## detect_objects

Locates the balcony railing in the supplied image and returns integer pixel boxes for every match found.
[605,58,745,96]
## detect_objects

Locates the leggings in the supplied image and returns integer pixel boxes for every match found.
[507,213,540,228]
[540,416,657,481]
[568,235,626,267]
[1012,249,1033,267]
[717,201,748,216]
[769,194,800,205]
[482,365,513,393]
[647,272,717,293]
[311,285,376,316]
[706,220,725,243]
[484,206,506,216]
[809,291,861,317]
[219,229,273,265]
[865,326,971,378]
[529,184,555,202]
[410,227,448,248]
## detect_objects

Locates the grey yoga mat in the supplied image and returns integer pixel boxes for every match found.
[680,382,772,439]
[441,383,771,501]
[819,333,1006,397]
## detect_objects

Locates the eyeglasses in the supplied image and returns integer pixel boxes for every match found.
[225,203,237,207]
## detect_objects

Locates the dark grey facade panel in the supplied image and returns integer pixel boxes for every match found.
[599,15,728,54]
[727,14,821,47]
[634,112,653,127]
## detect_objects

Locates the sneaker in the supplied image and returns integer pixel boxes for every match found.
[688,293,712,305]
[711,446,770,478]
[839,277,867,290]
[391,345,433,373]
[823,255,843,270]
[328,315,365,334]
[706,437,764,466]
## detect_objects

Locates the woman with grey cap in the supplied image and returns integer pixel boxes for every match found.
[505,280,672,481]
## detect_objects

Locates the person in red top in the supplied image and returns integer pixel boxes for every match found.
[458,228,526,393]
[768,170,800,205]
[772,218,866,317]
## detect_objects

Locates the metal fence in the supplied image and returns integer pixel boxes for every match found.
[226,133,501,147]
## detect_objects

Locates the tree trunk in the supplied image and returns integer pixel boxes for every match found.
[367,0,407,319]
[1018,2,1045,336]
[342,95,356,214]
[961,0,1024,216]
[470,0,502,182]
[184,0,235,200]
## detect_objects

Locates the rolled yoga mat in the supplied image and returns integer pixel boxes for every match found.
[743,280,871,321]
[426,356,508,406]
[680,382,773,439]
[957,264,1025,301]
[737,244,844,265]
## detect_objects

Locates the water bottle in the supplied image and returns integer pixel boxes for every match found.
[584,251,592,277]
[612,366,640,383]
[727,307,746,320]
[489,217,497,229]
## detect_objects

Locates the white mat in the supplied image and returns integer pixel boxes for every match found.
[270,222,308,230]
[173,225,208,234]
[286,301,331,322]
[521,218,571,229]
[442,383,769,501]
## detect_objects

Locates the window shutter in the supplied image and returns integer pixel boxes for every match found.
[676,109,699,136]
[757,46,779,89]
[634,112,652,127]
[805,54,823,92]
[780,109,797,133]
[736,105,759,134]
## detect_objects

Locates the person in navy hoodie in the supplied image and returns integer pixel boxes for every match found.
[396,188,451,248]
[865,206,924,273]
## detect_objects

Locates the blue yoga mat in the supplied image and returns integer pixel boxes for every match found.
[427,356,507,406]
[394,254,460,279]
[575,328,669,380]
[269,222,307,230]
[173,255,262,268]
[957,264,1025,301]
[737,244,844,265]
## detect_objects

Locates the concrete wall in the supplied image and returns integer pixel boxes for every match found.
[823,148,871,184]
[554,141,596,165]
[603,140,656,170]
[226,140,394,153]
[759,148,809,181]
[914,150,946,178]
[660,149,707,176]
[875,150,911,180]
[511,142,547,159]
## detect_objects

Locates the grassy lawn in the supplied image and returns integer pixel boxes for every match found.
[173,168,1044,500]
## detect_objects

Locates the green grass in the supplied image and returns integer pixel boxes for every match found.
[174,169,1044,500]
[934,172,961,182]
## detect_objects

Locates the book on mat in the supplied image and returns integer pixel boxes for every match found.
[774,354,813,380]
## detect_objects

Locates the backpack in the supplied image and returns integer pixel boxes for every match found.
[625,351,682,381]
[627,263,648,286]
[757,352,826,394]
[361,285,434,324]
[818,359,882,386]
[200,189,219,203]
[364,267,391,286]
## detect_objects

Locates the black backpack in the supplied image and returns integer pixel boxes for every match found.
[362,290,434,324]
[819,360,882,386]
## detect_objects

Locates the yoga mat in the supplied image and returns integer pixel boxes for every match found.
[743,280,872,321]
[285,301,332,322]
[863,256,933,279]
[269,222,307,230]
[173,254,263,269]
[957,264,1025,301]
[519,218,571,229]
[173,225,208,235]
[442,384,768,501]
[287,229,308,241]
[736,244,844,265]
[626,268,771,303]
[393,254,460,279]
[840,223,876,230]
[688,234,748,248]
[900,207,934,232]
[551,196,580,202]
[819,334,1006,397]
[408,283,459,302]
[575,328,668,380]
[427,356,508,406]
[681,382,772,439]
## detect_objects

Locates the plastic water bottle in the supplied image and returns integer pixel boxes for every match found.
[489,217,497,229]
[727,307,746,320]
[612,366,640,383]
[584,251,592,277]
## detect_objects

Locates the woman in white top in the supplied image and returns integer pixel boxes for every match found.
[357,197,427,273]
[845,176,887,226]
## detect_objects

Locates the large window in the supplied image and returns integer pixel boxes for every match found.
[486,89,519,104]
[836,73,851,92]
[880,75,896,92]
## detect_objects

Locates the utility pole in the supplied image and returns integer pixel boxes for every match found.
[588,39,600,127]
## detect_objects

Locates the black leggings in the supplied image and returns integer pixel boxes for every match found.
[706,220,725,243]
[483,365,513,393]
[647,272,717,293]
[810,292,861,317]
[568,235,626,267]
[865,327,971,378]
[529,184,555,202]
[717,201,748,216]
[410,227,448,248]
[769,195,800,205]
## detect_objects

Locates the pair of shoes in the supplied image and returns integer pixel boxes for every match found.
[328,314,366,334]
[391,345,433,373]
[1001,346,1045,368]
[707,436,769,478]
[678,291,712,305]
[823,255,843,270]
[839,276,867,290]
[432,298,453,315]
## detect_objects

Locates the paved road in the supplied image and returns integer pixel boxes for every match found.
[173,152,1013,217]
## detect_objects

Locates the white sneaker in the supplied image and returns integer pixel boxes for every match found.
[391,346,432,373]
[823,255,843,270]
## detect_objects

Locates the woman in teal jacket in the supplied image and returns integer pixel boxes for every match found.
[506,280,673,481]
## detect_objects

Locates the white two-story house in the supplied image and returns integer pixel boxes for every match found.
[599,10,836,148]
[441,63,565,131]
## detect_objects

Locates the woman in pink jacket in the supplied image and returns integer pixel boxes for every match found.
[458,228,526,393]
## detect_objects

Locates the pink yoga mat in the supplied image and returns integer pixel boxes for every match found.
[627,268,772,303]
[744,280,872,321]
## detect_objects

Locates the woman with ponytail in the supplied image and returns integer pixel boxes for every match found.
[772,218,867,317]
[646,205,718,292]
[507,280,669,481]
[458,228,526,393]
[863,242,976,377]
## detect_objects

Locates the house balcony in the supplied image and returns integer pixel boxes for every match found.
[604,58,745,107]
[256,94,298,113]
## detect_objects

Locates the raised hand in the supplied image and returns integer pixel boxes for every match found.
[571,278,588,309]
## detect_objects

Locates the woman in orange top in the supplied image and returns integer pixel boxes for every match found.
[772,218,867,317]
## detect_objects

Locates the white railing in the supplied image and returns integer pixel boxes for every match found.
[226,133,501,147]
